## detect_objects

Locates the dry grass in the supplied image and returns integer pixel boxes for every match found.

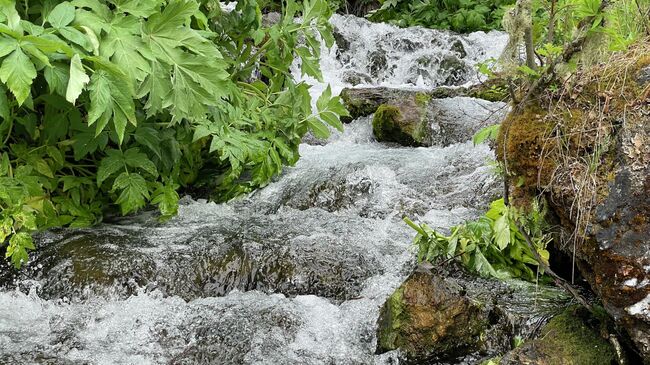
[498,39,650,279]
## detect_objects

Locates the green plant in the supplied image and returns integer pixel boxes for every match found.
[368,0,516,32]
[404,198,551,281]
[473,124,500,145]
[0,0,349,268]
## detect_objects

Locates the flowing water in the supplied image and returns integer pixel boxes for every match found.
[0,14,565,365]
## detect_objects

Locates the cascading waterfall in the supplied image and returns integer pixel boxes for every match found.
[0,14,561,365]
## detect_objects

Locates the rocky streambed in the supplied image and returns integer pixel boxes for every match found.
[0,12,634,365]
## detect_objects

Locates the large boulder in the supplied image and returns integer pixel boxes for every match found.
[341,82,508,121]
[376,264,569,363]
[500,307,617,365]
[340,87,508,146]
[496,43,650,361]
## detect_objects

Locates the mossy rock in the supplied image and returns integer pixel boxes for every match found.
[500,306,617,365]
[372,104,426,146]
[376,269,495,362]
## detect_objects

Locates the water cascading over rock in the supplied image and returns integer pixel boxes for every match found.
[0,13,569,365]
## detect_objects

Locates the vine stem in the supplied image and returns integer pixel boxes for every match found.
[514,220,593,312]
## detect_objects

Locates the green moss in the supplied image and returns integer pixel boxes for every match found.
[496,104,555,203]
[540,308,615,363]
[468,85,509,102]
[340,89,381,122]
[372,104,420,146]
[378,286,405,350]
[415,92,432,106]
[504,306,616,365]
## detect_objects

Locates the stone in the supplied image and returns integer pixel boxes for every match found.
[376,267,507,362]
[340,87,508,146]
[341,84,507,135]
[450,39,468,59]
[333,25,351,54]
[341,70,372,86]
[637,66,650,85]
[500,307,617,365]
[368,50,388,78]
[376,264,570,363]
[439,55,470,86]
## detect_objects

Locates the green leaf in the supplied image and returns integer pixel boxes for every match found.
[123,148,158,178]
[134,126,162,158]
[307,117,330,139]
[0,0,22,32]
[112,172,149,214]
[6,231,35,269]
[0,36,17,58]
[44,62,70,96]
[296,46,322,82]
[151,180,179,219]
[473,124,500,145]
[493,213,511,250]
[0,84,9,120]
[320,111,343,132]
[87,69,136,143]
[97,149,125,185]
[0,47,37,105]
[47,2,76,28]
[316,85,332,113]
[66,54,89,104]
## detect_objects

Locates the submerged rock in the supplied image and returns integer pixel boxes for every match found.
[500,307,617,365]
[341,70,372,86]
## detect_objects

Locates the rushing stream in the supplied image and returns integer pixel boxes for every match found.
[0,14,566,365]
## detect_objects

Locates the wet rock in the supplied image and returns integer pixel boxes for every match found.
[333,25,351,54]
[341,70,372,86]
[340,87,416,120]
[450,39,468,58]
[368,50,388,78]
[439,55,470,86]
[376,267,507,362]
[341,83,508,121]
[341,87,508,146]
[500,307,617,365]
[391,38,422,52]
[11,215,385,302]
[376,265,570,363]
[372,97,430,146]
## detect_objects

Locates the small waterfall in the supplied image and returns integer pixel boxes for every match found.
[298,14,508,99]
[0,14,563,365]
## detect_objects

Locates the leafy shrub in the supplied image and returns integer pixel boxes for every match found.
[0,0,349,268]
[368,0,516,33]
[404,198,551,281]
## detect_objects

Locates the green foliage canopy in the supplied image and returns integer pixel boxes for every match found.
[0,0,349,268]
[368,0,516,32]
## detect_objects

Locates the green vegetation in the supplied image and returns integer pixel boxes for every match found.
[368,0,515,32]
[0,0,349,268]
[404,198,551,281]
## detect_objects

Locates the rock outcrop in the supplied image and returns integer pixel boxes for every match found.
[496,42,650,361]
[341,87,508,146]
